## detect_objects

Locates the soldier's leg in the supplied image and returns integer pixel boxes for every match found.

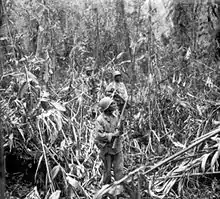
[113,152,124,181]
[102,154,112,184]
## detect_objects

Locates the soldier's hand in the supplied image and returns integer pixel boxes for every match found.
[113,129,120,137]
[107,134,113,142]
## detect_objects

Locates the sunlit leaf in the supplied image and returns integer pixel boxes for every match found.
[93,184,111,199]
[172,140,185,149]
[201,153,211,172]
[148,73,153,85]
[24,187,41,199]
[116,52,124,60]
[51,165,61,180]
[185,47,191,60]
[134,112,141,120]
[211,143,220,172]
[211,150,219,172]
[66,176,81,190]
[53,112,63,131]
[51,101,66,112]
[108,184,124,196]
[178,179,184,195]
[9,133,14,152]
[49,190,61,199]
[154,180,172,193]
[148,180,165,199]
[27,71,38,84]
[35,155,43,182]
[39,25,44,32]
[0,37,8,41]
[163,179,177,195]
[60,139,66,150]
[18,128,25,141]
[205,77,213,88]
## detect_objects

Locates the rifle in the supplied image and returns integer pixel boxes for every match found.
[112,98,128,149]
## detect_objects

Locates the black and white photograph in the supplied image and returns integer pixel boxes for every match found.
[1,0,220,198]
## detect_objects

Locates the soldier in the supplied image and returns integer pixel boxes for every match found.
[84,66,99,102]
[94,97,124,184]
[105,71,128,113]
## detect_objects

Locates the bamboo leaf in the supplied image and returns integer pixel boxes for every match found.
[51,165,61,180]
[51,101,66,112]
[24,187,41,199]
[148,180,165,199]
[171,140,185,149]
[201,153,211,172]
[9,133,14,152]
[163,179,177,195]
[178,179,184,195]
[27,71,38,84]
[49,190,61,199]
[93,184,112,199]
[154,180,171,193]
[18,128,25,141]
[35,155,43,182]
[116,52,124,60]
[53,111,63,131]
[66,176,81,190]
[211,143,220,172]
[108,185,124,196]
[185,47,191,60]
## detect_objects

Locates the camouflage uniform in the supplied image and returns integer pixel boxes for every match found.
[94,112,124,184]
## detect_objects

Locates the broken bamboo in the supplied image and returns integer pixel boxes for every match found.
[93,126,220,198]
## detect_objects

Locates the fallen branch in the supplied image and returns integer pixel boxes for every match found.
[93,126,220,198]
[143,125,220,175]
[158,171,220,180]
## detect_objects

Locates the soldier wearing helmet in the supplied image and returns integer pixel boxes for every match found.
[105,70,128,113]
[94,97,124,185]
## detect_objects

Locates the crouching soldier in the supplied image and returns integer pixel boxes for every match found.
[94,97,124,185]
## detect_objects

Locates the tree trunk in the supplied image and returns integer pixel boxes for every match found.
[148,0,152,76]
[115,0,131,59]
[0,127,4,199]
[0,0,5,77]
[94,6,100,69]
[0,0,5,196]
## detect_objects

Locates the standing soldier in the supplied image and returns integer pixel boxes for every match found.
[105,71,128,113]
[94,97,124,184]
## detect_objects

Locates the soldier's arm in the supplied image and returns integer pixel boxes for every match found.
[94,119,118,142]
[94,120,112,142]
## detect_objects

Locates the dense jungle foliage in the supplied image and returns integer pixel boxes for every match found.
[1,0,220,198]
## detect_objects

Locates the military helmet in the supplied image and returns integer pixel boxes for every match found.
[99,97,114,111]
[113,70,121,77]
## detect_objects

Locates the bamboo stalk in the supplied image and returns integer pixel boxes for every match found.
[94,5,100,69]
[0,0,4,77]
[143,126,220,175]
[37,120,55,192]
[0,125,5,199]
[158,171,220,180]
[0,1,5,197]
[94,126,220,198]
